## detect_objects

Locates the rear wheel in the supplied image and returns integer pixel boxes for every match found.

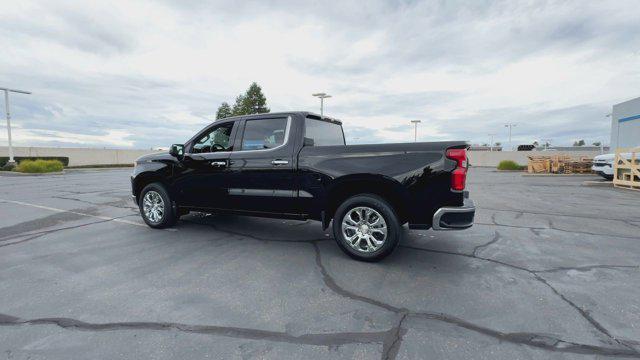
[332,194,400,262]
[139,183,177,228]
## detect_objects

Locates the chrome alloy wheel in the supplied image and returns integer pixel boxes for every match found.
[142,190,165,223]
[341,206,388,252]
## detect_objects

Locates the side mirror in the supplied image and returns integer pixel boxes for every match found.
[303,137,314,147]
[169,144,185,160]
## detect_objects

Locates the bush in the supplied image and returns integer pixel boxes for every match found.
[497,160,526,171]
[1,163,15,171]
[0,156,69,167]
[15,159,64,173]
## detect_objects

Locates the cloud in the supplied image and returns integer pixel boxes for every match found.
[0,2,136,56]
[0,0,638,149]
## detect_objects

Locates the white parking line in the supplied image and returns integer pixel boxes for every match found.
[0,198,147,228]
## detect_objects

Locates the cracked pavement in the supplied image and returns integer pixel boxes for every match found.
[1,168,639,359]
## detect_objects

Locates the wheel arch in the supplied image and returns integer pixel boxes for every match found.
[323,174,408,229]
[132,172,171,205]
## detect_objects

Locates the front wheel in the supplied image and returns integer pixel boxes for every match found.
[332,194,401,262]
[139,183,177,229]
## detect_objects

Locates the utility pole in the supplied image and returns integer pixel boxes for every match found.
[1,87,31,165]
[488,133,496,152]
[312,93,332,118]
[504,124,517,151]
[410,120,421,142]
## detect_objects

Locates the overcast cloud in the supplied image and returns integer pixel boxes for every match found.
[1,0,638,149]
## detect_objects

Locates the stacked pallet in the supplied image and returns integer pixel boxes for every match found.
[527,156,551,173]
[563,157,594,174]
[527,155,592,174]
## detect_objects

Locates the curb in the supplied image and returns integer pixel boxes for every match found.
[0,171,66,177]
[522,173,597,177]
[65,167,132,171]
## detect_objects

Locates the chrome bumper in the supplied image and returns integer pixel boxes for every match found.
[432,198,475,231]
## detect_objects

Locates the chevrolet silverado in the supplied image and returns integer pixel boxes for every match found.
[131,112,475,261]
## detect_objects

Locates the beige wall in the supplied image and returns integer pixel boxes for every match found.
[468,150,602,167]
[1,146,602,168]
[0,146,160,166]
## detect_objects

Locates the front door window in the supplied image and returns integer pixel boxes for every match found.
[192,123,234,153]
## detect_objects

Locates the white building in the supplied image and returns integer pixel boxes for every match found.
[611,96,640,150]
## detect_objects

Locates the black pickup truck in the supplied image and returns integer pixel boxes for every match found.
[131,112,475,261]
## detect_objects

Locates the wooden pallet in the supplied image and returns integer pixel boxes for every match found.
[613,147,640,191]
[563,160,593,174]
[527,155,591,174]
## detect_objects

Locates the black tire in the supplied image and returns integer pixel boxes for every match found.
[138,182,177,229]
[332,194,401,262]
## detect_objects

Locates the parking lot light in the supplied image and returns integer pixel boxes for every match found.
[411,120,421,142]
[312,93,332,118]
[504,123,517,151]
[1,87,32,165]
[488,133,496,151]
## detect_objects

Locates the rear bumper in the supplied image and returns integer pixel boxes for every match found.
[407,198,476,231]
[431,198,475,230]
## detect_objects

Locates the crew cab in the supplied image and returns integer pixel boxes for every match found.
[131,112,475,261]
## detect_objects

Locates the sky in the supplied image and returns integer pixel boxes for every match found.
[1,0,639,149]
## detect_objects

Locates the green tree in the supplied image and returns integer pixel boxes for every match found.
[231,94,247,116]
[216,102,232,119]
[223,82,271,117]
[240,82,270,114]
[592,141,601,146]
[573,139,585,146]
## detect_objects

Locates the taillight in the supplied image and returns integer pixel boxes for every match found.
[446,148,467,191]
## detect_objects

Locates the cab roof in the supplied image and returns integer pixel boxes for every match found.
[215,111,342,125]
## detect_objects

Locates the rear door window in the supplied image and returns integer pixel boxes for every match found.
[240,118,288,151]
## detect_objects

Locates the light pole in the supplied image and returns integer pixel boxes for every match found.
[488,133,496,152]
[410,120,421,142]
[606,113,617,152]
[2,87,31,165]
[312,93,332,118]
[504,123,517,151]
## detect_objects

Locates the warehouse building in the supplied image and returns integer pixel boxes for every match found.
[611,96,640,150]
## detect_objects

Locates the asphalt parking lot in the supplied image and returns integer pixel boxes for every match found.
[1,167,639,359]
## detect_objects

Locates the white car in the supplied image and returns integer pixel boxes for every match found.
[592,151,637,180]
[592,153,615,180]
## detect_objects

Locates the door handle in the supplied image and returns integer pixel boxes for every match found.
[211,161,227,167]
[271,159,289,166]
